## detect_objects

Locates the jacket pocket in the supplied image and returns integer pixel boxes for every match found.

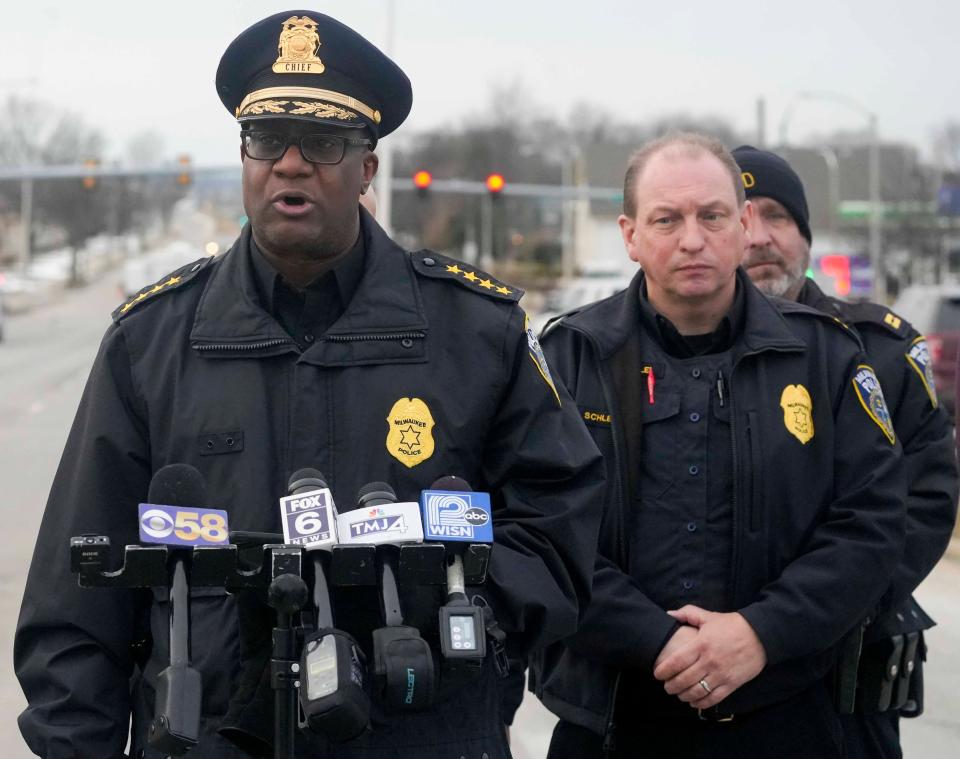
[638,392,681,499]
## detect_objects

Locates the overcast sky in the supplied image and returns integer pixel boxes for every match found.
[0,0,956,166]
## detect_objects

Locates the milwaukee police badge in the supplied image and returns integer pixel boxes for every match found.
[906,336,938,408]
[780,384,814,444]
[386,397,436,468]
[852,365,896,444]
[273,16,325,74]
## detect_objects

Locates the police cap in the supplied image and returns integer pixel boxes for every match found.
[216,10,412,144]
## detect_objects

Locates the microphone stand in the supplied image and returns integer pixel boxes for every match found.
[266,549,308,759]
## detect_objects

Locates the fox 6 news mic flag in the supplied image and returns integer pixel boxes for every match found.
[279,470,338,549]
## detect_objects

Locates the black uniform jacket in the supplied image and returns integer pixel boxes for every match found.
[798,279,958,640]
[529,269,905,737]
[15,212,604,759]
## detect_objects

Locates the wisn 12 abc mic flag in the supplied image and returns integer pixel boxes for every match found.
[419,490,493,543]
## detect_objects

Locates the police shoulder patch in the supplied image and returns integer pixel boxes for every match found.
[112,256,215,322]
[905,335,938,408]
[526,314,560,406]
[852,364,896,444]
[410,252,522,302]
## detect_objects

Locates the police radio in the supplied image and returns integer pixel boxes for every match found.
[281,469,370,742]
[420,477,493,664]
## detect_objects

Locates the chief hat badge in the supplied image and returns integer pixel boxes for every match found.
[273,16,325,74]
[385,397,436,468]
[852,365,896,444]
[780,384,814,444]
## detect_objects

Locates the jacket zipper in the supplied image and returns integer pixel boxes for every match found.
[564,323,628,748]
[726,344,795,604]
[601,672,622,756]
[193,337,293,352]
[324,331,426,343]
[725,365,742,605]
[193,332,425,352]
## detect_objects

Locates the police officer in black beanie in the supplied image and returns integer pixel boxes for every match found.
[734,145,958,759]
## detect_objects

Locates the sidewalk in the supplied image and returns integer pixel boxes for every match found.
[945,534,960,562]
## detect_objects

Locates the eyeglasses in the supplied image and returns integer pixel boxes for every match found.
[241,131,371,165]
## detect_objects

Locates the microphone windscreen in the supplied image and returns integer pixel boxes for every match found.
[429,476,472,492]
[288,468,329,493]
[148,463,207,507]
[357,482,397,505]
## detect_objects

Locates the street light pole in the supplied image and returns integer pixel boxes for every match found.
[867,113,883,302]
[779,91,883,300]
[376,0,396,236]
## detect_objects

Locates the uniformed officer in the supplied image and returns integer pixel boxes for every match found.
[15,10,604,758]
[734,144,959,759]
[528,132,906,758]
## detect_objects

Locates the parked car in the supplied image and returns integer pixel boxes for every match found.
[890,284,960,418]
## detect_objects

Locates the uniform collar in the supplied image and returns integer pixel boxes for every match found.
[249,225,366,316]
[563,267,805,359]
[795,277,841,318]
[190,207,427,346]
[637,277,744,358]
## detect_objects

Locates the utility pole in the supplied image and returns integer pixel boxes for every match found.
[377,0,397,236]
[756,98,766,148]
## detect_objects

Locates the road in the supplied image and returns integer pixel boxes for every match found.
[1,275,959,757]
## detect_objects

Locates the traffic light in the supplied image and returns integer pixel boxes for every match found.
[177,154,192,186]
[819,254,851,297]
[82,158,99,189]
[413,170,432,198]
[485,173,505,196]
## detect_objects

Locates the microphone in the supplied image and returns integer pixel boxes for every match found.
[279,468,339,551]
[281,469,338,626]
[336,482,424,547]
[144,464,205,755]
[353,483,435,711]
[282,470,370,741]
[420,477,493,663]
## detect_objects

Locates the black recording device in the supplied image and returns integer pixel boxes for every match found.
[285,469,370,742]
[424,477,489,664]
[358,482,436,711]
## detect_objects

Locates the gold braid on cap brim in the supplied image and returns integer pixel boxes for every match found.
[236,86,382,124]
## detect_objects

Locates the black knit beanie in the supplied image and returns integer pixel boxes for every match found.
[732,145,812,244]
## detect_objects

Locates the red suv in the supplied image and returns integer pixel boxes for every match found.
[891,285,960,419]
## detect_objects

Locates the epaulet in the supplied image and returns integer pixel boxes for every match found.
[409,251,522,302]
[836,300,913,339]
[112,256,215,322]
[774,296,863,344]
